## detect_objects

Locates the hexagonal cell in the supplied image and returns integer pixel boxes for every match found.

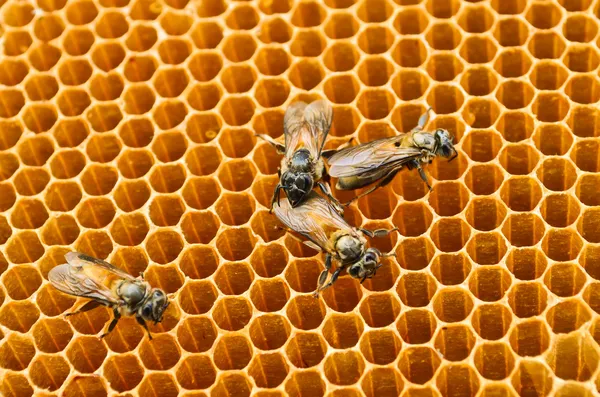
[358,26,394,55]
[508,319,550,358]
[248,241,286,278]
[494,49,532,81]
[0,153,19,181]
[459,36,497,64]
[178,280,218,315]
[13,168,49,197]
[464,197,506,232]
[547,299,591,334]
[255,78,290,108]
[91,41,126,72]
[0,59,28,87]
[434,326,475,366]
[248,314,290,351]
[510,360,553,396]
[25,75,60,103]
[324,43,360,73]
[29,43,63,73]
[429,254,470,287]
[462,130,501,163]
[290,1,326,27]
[318,276,362,313]
[0,299,40,332]
[157,38,191,65]
[392,38,428,68]
[220,96,255,126]
[426,22,462,51]
[212,333,253,370]
[542,228,583,262]
[471,303,512,341]
[359,329,402,366]
[145,229,184,263]
[41,214,80,245]
[469,266,512,302]
[430,218,471,253]
[355,89,395,120]
[65,334,108,372]
[58,88,92,117]
[580,244,600,281]
[5,230,45,265]
[27,354,68,391]
[528,31,567,60]
[502,213,545,251]
[257,17,292,44]
[3,265,42,300]
[500,176,543,212]
[221,33,256,63]
[389,204,431,241]
[547,332,599,381]
[398,346,441,385]
[578,207,600,244]
[87,103,124,132]
[3,2,35,27]
[285,332,327,369]
[10,198,48,229]
[544,263,587,298]
[325,12,359,39]
[323,351,366,386]
[152,69,189,99]
[123,56,157,83]
[116,149,154,179]
[112,180,150,213]
[220,64,256,94]
[0,373,34,397]
[123,84,156,115]
[532,125,572,157]
[103,354,145,392]
[288,59,325,91]
[285,371,326,397]
[539,194,580,229]
[433,288,474,323]
[564,45,600,73]
[536,158,577,192]
[392,70,429,101]
[396,273,437,308]
[289,30,325,58]
[473,342,516,382]
[109,213,150,246]
[218,158,257,191]
[3,30,33,56]
[287,295,327,331]
[508,282,548,318]
[394,8,428,35]
[0,333,36,370]
[500,144,539,176]
[139,334,182,371]
[427,84,464,115]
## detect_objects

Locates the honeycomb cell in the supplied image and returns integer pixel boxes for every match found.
[536,158,577,192]
[392,38,428,68]
[66,335,108,372]
[572,140,600,172]
[565,75,600,104]
[508,282,548,318]
[29,355,70,391]
[547,299,591,334]
[434,324,475,362]
[430,218,471,253]
[290,30,326,58]
[528,31,567,59]
[4,31,33,56]
[459,36,497,64]
[547,332,598,381]
[138,373,178,397]
[471,304,512,340]
[398,346,441,385]
[358,26,394,55]
[426,22,462,51]
[437,365,481,397]
[564,45,600,74]
[0,373,33,397]
[0,333,36,370]
[41,214,80,245]
[258,17,292,44]
[544,263,586,298]
[213,333,252,370]
[33,317,73,352]
[104,354,145,392]
[13,168,50,196]
[397,273,437,308]
[220,65,256,94]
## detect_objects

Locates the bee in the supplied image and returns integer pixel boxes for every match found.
[48,252,170,340]
[325,107,458,204]
[257,99,344,212]
[274,192,397,297]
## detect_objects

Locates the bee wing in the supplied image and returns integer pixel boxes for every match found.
[284,100,333,159]
[48,252,133,304]
[327,135,422,178]
[274,192,354,253]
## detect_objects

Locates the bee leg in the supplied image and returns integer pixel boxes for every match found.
[65,300,102,317]
[319,267,342,292]
[313,254,333,298]
[359,227,399,238]
[317,182,344,215]
[255,134,285,153]
[343,170,400,206]
[136,317,153,341]
[269,184,283,214]
[100,309,121,339]
[416,164,433,191]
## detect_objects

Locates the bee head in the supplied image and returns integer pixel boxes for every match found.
[434,129,457,160]
[348,248,382,281]
[139,289,170,324]
[281,170,314,207]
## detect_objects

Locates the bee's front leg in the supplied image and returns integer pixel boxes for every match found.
[270,184,283,214]
[136,316,153,340]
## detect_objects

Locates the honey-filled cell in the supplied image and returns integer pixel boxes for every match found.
[1,0,598,395]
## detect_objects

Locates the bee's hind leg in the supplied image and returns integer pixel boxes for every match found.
[416,164,433,191]
[313,254,333,298]
[100,309,121,339]
[317,182,344,215]
[65,300,102,317]
[136,317,153,341]
[343,170,400,206]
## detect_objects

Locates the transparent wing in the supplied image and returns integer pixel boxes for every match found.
[274,192,353,253]
[48,252,132,304]
[284,100,333,159]
[327,135,422,178]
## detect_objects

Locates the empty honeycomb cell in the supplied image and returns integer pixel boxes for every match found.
[581,245,600,280]
[124,57,158,83]
[565,75,600,105]
[398,346,441,385]
[469,266,511,302]
[539,195,580,230]
[325,76,361,107]
[359,329,401,366]
[437,364,481,397]
[430,254,470,287]
[147,195,184,227]
[428,53,465,82]
[356,89,395,120]
[544,263,586,298]
[179,280,217,315]
[118,149,156,179]
[325,42,361,73]
[221,65,256,94]
[112,180,150,213]
[34,13,66,42]
[354,186,396,221]
[3,265,41,300]
[151,71,189,101]
[0,89,26,119]
[462,130,501,163]
[564,46,600,73]
[500,144,540,176]
[289,30,326,57]
[13,168,50,196]
[0,373,33,397]
[435,325,475,362]
[29,354,70,391]
[65,335,107,372]
[253,211,286,243]
[123,84,156,115]
[249,243,288,278]
[509,319,550,358]
[212,297,253,331]
[0,333,35,370]
[80,165,118,196]
[255,79,291,109]
[40,214,80,245]
[324,13,358,40]
[533,126,572,158]
[497,113,535,145]
[459,67,499,97]
[572,140,600,172]
[547,333,599,381]
[525,1,562,30]
[397,273,437,307]
[214,262,254,295]
[25,75,60,103]
[392,38,428,68]
[426,22,463,51]
[570,106,600,138]
[465,197,507,232]
[430,218,471,252]
[390,103,427,133]
[92,41,127,71]
[0,153,19,181]
[218,159,257,191]
[473,342,515,381]
[459,36,497,65]
[318,277,361,313]
[87,103,124,132]
[11,198,49,229]
[63,27,95,55]
[358,26,395,55]
[286,295,328,331]
[536,158,577,192]
[0,216,10,244]
[578,175,600,208]
[58,88,93,116]
[471,304,513,341]
[396,310,436,346]
[561,0,593,11]
[557,384,595,397]
[75,230,113,260]
[578,208,600,244]
[138,334,181,371]
[284,332,328,369]
[212,334,253,371]
[176,316,217,354]
[500,176,543,212]
[103,354,145,392]
[0,120,22,151]
[508,282,548,318]
[529,62,569,92]
[179,247,219,280]
[250,278,289,312]
[57,59,91,86]
[547,299,591,334]
[433,288,474,322]
[212,193,254,227]
[392,8,428,36]
[248,314,290,351]
[253,141,282,175]
[528,31,568,60]
[145,230,183,263]
[361,368,404,397]
[355,294,399,329]
[6,230,45,264]
[3,30,33,56]
[221,96,256,126]
[109,212,149,246]
[502,214,545,250]
[0,59,29,87]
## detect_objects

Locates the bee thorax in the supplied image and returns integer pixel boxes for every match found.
[289,149,313,172]
[118,282,147,307]
[335,235,364,263]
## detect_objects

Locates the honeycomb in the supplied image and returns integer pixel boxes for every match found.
[3,0,600,395]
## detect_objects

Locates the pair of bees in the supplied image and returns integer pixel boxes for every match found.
[258,100,457,297]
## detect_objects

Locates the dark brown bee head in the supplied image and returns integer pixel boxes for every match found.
[139,289,169,324]
[281,169,314,207]
[348,248,383,282]
[434,129,457,161]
